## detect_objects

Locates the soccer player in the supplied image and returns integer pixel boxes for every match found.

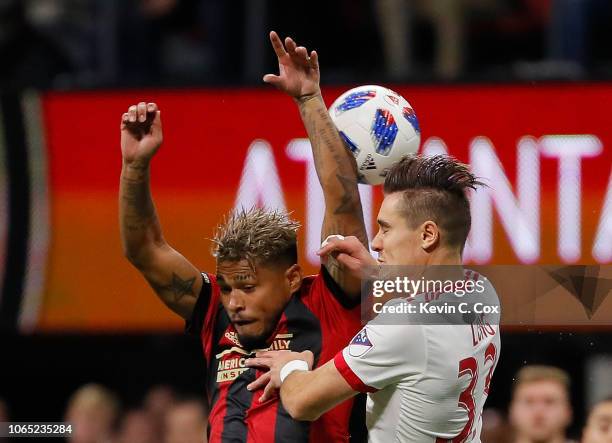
[509,366,574,443]
[246,154,502,442]
[582,397,612,443]
[118,32,368,442]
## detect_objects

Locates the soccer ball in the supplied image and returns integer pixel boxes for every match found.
[329,85,421,185]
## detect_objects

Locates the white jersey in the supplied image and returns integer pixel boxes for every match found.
[333,271,501,443]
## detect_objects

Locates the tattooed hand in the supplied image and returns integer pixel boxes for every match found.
[121,102,163,167]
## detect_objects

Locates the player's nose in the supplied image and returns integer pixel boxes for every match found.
[227,291,246,311]
[371,232,383,252]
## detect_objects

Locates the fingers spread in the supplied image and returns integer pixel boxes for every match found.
[247,372,271,392]
[309,50,319,70]
[269,31,287,58]
[285,37,297,54]
[259,381,278,403]
[245,357,272,369]
[291,46,310,68]
[255,350,289,358]
[262,73,281,85]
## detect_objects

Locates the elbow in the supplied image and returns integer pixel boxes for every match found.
[283,397,322,422]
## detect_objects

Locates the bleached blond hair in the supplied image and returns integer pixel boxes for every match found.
[212,207,300,267]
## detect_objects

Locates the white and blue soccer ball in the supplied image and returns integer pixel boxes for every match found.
[329,85,421,185]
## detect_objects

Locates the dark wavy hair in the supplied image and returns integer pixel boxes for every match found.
[383,154,484,250]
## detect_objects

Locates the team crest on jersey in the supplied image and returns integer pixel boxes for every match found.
[349,328,373,357]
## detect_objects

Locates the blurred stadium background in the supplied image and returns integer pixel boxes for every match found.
[1,0,612,442]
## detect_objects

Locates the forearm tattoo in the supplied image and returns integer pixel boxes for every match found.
[120,173,157,233]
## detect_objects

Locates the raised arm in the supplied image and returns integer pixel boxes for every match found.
[264,31,367,296]
[120,102,202,320]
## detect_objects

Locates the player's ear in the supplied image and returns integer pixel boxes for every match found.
[285,264,303,293]
[420,221,439,252]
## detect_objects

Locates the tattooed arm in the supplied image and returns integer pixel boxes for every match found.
[119,102,202,320]
[264,32,367,296]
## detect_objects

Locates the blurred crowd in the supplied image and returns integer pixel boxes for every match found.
[481,366,612,443]
[62,385,207,443]
[4,385,206,443]
[1,0,611,90]
[1,365,612,443]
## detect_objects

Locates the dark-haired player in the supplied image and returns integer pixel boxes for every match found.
[246,155,501,442]
[119,32,369,443]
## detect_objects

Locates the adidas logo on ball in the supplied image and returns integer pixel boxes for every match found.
[360,154,377,171]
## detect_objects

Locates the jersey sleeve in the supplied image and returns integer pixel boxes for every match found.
[300,267,362,338]
[185,272,214,336]
[315,265,361,309]
[333,319,427,392]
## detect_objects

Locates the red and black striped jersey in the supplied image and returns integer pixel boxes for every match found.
[186,267,364,443]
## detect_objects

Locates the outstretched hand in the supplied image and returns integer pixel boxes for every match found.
[264,31,320,100]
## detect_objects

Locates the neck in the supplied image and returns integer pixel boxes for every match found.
[426,248,462,266]
[419,248,463,283]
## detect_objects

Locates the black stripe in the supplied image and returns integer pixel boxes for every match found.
[208,307,230,409]
[185,273,213,336]
[348,393,367,443]
[205,306,229,441]
[0,94,30,332]
[220,343,255,442]
[274,295,323,442]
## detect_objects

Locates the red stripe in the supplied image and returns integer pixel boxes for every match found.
[333,352,378,393]
[208,382,230,443]
[245,374,279,443]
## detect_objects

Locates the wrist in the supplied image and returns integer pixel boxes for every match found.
[280,359,310,383]
[294,91,322,106]
[122,159,151,179]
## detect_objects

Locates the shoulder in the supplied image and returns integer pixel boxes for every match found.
[299,267,360,310]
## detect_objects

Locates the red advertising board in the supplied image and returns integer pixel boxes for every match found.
[36,84,612,331]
